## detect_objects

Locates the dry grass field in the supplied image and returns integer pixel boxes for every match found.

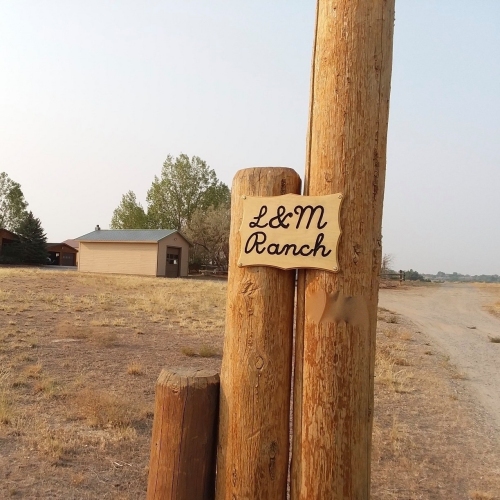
[0,267,225,499]
[477,283,500,320]
[475,283,500,342]
[372,307,500,499]
[1,268,499,499]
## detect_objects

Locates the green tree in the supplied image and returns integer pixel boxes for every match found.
[16,211,48,264]
[0,172,28,231]
[184,204,231,269]
[110,191,149,229]
[204,182,231,209]
[146,154,230,230]
[404,269,425,281]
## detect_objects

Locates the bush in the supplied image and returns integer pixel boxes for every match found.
[404,269,425,281]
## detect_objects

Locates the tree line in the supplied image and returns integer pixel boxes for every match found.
[381,255,499,283]
[111,154,231,270]
[381,254,428,281]
[0,172,48,264]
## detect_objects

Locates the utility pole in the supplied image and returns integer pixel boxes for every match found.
[291,1,395,498]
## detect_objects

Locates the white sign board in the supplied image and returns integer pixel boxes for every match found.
[238,193,343,272]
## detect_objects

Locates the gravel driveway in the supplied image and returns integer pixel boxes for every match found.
[379,283,500,431]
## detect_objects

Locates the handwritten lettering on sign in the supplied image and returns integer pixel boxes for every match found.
[238,193,343,272]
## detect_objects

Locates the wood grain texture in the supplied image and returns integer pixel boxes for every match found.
[215,167,301,500]
[291,1,395,499]
[147,369,220,500]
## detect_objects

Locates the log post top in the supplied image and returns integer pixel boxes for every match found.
[232,167,301,197]
[157,368,220,391]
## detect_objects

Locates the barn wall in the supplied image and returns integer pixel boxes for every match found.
[157,234,190,277]
[47,244,78,266]
[79,242,158,276]
[0,229,18,255]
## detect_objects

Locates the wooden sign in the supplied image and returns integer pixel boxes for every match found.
[238,193,343,272]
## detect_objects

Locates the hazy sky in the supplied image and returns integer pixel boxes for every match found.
[1,1,499,275]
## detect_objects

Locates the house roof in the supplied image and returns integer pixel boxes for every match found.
[76,229,184,243]
[47,243,79,252]
[0,228,19,240]
[63,239,79,249]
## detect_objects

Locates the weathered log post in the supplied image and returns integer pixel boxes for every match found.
[291,0,395,499]
[215,167,301,499]
[147,368,220,500]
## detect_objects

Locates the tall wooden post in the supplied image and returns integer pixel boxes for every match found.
[216,167,301,500]
[291,1,395,499]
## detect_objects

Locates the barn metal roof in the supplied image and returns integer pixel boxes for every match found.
[76,229,178,242]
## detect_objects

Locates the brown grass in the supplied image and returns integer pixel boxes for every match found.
[199,345,220,358]
[23,363,43,379]
[470,492,495,500]
[1,268,499,498]
[475,283,500,319]
[181,345,220,358]
[0,267,225,498]
[0,394,12,424]
[75,388,141,428]
[373,305,500,498]
[127,362,143,376]
[181,346,196,357]
[486,302,500,318]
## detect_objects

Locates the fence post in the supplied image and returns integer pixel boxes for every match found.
[215,167,301,499]
[291,0,395,498]
[147,368,220,500]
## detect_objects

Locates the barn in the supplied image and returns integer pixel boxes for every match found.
[0,228,19,256]
[76,229,191,277]
[46,242,78,266]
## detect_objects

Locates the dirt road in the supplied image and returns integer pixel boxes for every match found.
[379,283,500,430]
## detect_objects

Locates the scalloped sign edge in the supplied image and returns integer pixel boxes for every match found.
[238,193,343,272]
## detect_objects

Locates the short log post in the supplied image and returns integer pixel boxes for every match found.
[291,0,395,498]
[147,368,220,500]
[215,167,301,499]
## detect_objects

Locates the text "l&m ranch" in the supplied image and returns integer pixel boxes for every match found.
[238,193,342,272]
